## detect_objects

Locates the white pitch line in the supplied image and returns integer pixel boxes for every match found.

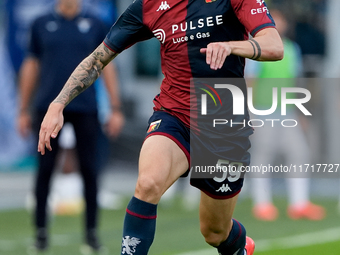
[175,226,340,255]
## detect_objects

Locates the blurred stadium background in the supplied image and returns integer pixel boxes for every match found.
[1,0,340,254]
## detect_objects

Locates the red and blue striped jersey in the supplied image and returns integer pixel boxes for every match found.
[104,0,275,129]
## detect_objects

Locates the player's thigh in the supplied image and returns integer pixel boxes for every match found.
[136,135,189,203]
[199,192,239,242]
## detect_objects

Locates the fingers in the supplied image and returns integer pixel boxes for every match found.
[200,42,231,70]
[51,125,61,139]
[38,128,50,155]
[38,124,62,155]
[37,117,63,155]
[200,48,207,54]
[37,103,65,155]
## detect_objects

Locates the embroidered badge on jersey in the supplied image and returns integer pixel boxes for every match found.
[147,119,162,133]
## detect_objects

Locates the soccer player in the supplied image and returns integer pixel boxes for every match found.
[37,0,283,254]
[17,0,123,252]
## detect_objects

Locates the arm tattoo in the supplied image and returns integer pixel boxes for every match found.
[53,43,118,106]
[248,40,256,60]
[249,38,262,60]
[80,64,100,87]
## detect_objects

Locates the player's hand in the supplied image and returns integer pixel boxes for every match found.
[18,111,32,138]
[200,42,232,70]
[38,103,64,155]
[104,110,125,139]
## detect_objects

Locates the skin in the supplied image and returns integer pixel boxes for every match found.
[38,27,283,153]
[37,24,283,247]
[200,28,283,70]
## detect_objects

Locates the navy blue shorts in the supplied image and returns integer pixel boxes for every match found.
[145,111,251,199]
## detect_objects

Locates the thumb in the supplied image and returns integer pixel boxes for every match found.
[200,48,207,54]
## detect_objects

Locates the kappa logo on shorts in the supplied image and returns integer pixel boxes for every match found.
[147,119,162,133]
[216,184,232,192]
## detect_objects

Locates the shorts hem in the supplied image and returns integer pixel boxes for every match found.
[145,131,190,165]
[196,187,241,200]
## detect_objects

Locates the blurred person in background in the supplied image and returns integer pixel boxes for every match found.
[36,0,284,254]
[246,9,325,221]
[17,0,124,252]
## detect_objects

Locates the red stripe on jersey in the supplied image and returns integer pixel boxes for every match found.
[143,0,193,127]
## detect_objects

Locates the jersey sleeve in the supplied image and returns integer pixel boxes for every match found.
[231,0,275,37]
[103,0,154,53]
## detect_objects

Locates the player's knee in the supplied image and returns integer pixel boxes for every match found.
[135,176,163,203]
[200,226,227,247]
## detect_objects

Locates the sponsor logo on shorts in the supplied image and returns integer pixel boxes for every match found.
[216,183,232,192]
[147,119,162,133]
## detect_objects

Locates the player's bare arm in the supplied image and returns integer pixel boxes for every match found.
[200,27,284,70]
[54,43,118,106]
[38,43,118,155]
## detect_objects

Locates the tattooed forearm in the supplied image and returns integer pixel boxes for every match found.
[80,64,101,87]
[53,43,118,106]
[53,56,98,105]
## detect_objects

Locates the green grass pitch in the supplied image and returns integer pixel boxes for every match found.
[0,197,339,255]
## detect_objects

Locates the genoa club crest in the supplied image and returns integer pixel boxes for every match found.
[147,119,162,133]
